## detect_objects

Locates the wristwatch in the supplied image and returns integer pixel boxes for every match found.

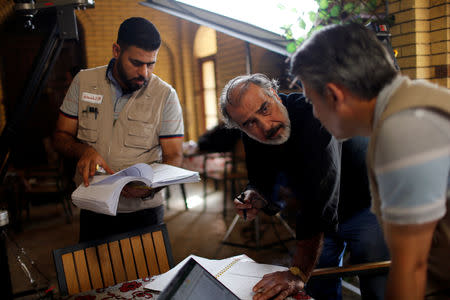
[289,266,308,283]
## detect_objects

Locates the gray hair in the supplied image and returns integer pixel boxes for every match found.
[290,23,398,100]
[219,73,279,128]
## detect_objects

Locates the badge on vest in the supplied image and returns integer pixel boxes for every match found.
[82,92,103,104]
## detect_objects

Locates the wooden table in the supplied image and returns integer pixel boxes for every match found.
[65,276,313,299]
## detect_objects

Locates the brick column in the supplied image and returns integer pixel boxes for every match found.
[390,0,450,88]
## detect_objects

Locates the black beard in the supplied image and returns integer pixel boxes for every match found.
[116,58,148,93]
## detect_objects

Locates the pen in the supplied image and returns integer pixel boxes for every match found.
[236,192,247,221]
[95,164,106,174]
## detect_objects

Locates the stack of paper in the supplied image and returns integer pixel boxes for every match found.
[72,163,200,216]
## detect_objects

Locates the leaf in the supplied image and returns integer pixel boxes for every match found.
[298,18,306,30]
[286,42,297,53]
[319,0,329,10]
[309,11,317,22]
[319,10,330,21]
[296,37,305,45]
[368,0,378,10]
[330,5,340,17]
[343,2,354,12]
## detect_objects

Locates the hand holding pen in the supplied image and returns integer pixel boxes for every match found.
[233,190,267,221]
[235,192,247,220]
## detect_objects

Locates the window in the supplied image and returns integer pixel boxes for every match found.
[201,59,218,130]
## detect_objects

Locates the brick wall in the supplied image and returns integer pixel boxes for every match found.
[390,0,450,87]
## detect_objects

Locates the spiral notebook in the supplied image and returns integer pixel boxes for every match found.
[145,254,287,300]
[158,258,240,300]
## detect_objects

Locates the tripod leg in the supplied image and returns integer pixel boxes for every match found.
[222,214,240,242]
[274,213,296,239]
[255,215,260,249]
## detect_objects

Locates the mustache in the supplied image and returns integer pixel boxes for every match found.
[265,124,283,139]
[131,76,147,82]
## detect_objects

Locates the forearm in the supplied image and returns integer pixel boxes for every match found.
[386,260,427,300]
[291,232,324,280]
[162,151,182,167]
[53,130,92,159]
[383,221,436,300]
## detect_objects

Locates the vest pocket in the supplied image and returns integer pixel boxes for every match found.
[124,122,155,149]
[128,103,154,122]
[77,118,98,142]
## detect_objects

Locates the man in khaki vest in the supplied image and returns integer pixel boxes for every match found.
[53,17,184,242]
[290,23,450,299]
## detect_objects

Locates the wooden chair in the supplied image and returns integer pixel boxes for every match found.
[202,139,248,216]
[52,223,174,296]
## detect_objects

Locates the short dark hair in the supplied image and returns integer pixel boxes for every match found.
[290,23,398,100]
[117,17,161,51]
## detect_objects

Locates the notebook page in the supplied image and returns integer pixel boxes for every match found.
[216,261,288,300]
[143,254,253,292]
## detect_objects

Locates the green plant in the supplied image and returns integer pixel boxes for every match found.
[279,0,388,53]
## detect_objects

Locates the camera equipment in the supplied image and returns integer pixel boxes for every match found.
[0,210,13,299]
[366,21,400,70]
[14,0,94,37]
[0,210,54,299]
[0,1,95,186]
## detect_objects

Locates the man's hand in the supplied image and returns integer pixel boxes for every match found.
[77,147,114,186]
[233,189,267,221]
[252,270,304,300]
[121,184,164,199]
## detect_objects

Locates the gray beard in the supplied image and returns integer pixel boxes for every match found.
[247,124,291,145]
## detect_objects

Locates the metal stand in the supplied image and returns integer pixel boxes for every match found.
[0,211,13,300]
[0,1,93,184]
[222,212,296,250]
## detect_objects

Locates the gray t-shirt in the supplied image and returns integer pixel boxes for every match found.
[60,61,184,138]
[373,75,450,224]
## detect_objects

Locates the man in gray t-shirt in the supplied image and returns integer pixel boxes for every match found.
[53,17,184,242]
[291,23,450,299]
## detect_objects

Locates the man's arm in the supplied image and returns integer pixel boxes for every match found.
[53,113,113,186]
[253,232,324,300]
[160,137,183,167]
[383,221,437,300]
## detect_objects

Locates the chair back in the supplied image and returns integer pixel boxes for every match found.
[53,223,173,296]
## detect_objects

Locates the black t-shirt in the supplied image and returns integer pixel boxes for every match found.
[339,136,371,221]
[243,93,372,240]
[244,93,341,239]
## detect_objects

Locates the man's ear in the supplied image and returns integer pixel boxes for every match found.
[325,83,345,107]
[112,43,121,59]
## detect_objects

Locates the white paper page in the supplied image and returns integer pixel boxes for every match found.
[150,163,200,187]
[143,254,253,292]
[92,163,153,185]
[71,176,150,215]
[216,261,287,300]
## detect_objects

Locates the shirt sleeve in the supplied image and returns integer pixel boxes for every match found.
[375,109,449,225]
[159,88,184,138]
[295,134,341,239]
[59,73,80,117]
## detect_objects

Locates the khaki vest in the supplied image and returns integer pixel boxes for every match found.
[367,79,450,297]
[75,66,172,210]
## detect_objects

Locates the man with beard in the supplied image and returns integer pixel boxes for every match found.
[219,73,389,300]
[53,17,184,242]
